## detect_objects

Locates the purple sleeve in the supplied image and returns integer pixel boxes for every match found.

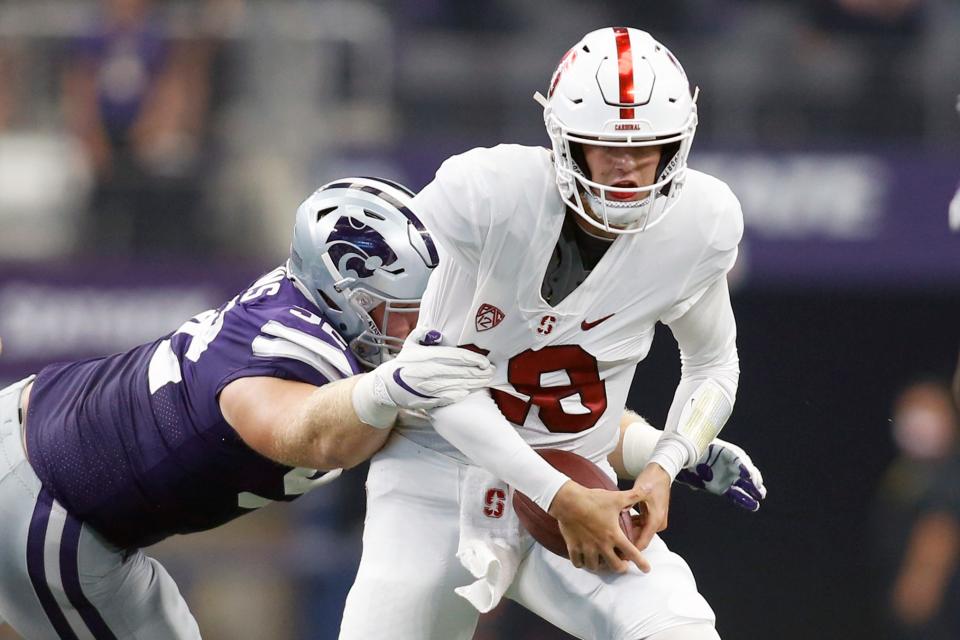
[209,298,362,397]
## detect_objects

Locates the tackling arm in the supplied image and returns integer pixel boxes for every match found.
[220,376,389,471]
[219,337,494,471]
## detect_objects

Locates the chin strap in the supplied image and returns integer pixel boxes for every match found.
[581,188,651,212]
[570,150,655,229]
[581,187,654,230]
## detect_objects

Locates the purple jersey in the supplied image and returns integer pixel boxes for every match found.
[26,266,361,548]
[73,19,169,141]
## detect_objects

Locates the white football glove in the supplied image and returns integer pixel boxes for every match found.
[352,329,495,429]
[675,438,768,512]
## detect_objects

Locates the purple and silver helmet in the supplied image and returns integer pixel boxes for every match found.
[288,176,439,367]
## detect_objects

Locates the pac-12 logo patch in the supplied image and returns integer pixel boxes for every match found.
[475,303,505,332]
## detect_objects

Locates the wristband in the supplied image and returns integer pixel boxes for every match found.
[648,434,693,480]
[351,373,399,429]
[621,417,661,477]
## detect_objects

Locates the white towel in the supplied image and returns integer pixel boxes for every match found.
[454,465,529,613]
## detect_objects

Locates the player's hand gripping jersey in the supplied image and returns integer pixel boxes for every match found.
[401,144,742,483]
[26,266,358,548]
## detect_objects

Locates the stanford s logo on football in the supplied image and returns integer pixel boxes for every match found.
[475,303,505,332]
[483,488,506,519]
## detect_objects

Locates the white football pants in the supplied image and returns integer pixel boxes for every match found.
[340,433,715,640]
[0,377,201,640]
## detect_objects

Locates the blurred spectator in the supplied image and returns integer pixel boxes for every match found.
[395,0,523,32]
[61,0,214,257]
[0,47,20,131]
[872,379,960,640]
[603,0,734,37]
[809,0,926,33]
[800,0,928,139]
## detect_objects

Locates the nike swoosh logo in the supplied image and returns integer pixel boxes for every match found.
[581,313,614,331]
[393,367,433,399]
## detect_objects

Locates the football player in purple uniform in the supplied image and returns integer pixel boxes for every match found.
[0,177,493,639]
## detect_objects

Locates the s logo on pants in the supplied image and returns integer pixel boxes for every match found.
[483,488,506,518]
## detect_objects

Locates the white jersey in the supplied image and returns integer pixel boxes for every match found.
[401,144,742,465]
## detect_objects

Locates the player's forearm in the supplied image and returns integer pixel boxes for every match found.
[610,413,661,479]
[651,277,739,478]
[280,376,390,470]
[651,372,737,478]
[430,391,570,511]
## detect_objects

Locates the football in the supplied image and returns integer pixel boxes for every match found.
[512,448,636,558]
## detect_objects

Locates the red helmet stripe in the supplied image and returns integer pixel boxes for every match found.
[613,27,635,119]
[548,47,576,99]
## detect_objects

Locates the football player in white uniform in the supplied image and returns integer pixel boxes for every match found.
[340,28,758,640]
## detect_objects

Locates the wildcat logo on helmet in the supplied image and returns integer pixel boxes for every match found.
[475,303,505,332]
[326,217,399,279]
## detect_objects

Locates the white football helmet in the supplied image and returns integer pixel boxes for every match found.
[288,177,439,368]
[538,27,698,234]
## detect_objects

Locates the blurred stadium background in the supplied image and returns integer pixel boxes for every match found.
[1,0,959,638]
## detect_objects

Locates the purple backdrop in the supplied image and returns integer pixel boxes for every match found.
[692,149,960,288]
[0,261,265,384]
